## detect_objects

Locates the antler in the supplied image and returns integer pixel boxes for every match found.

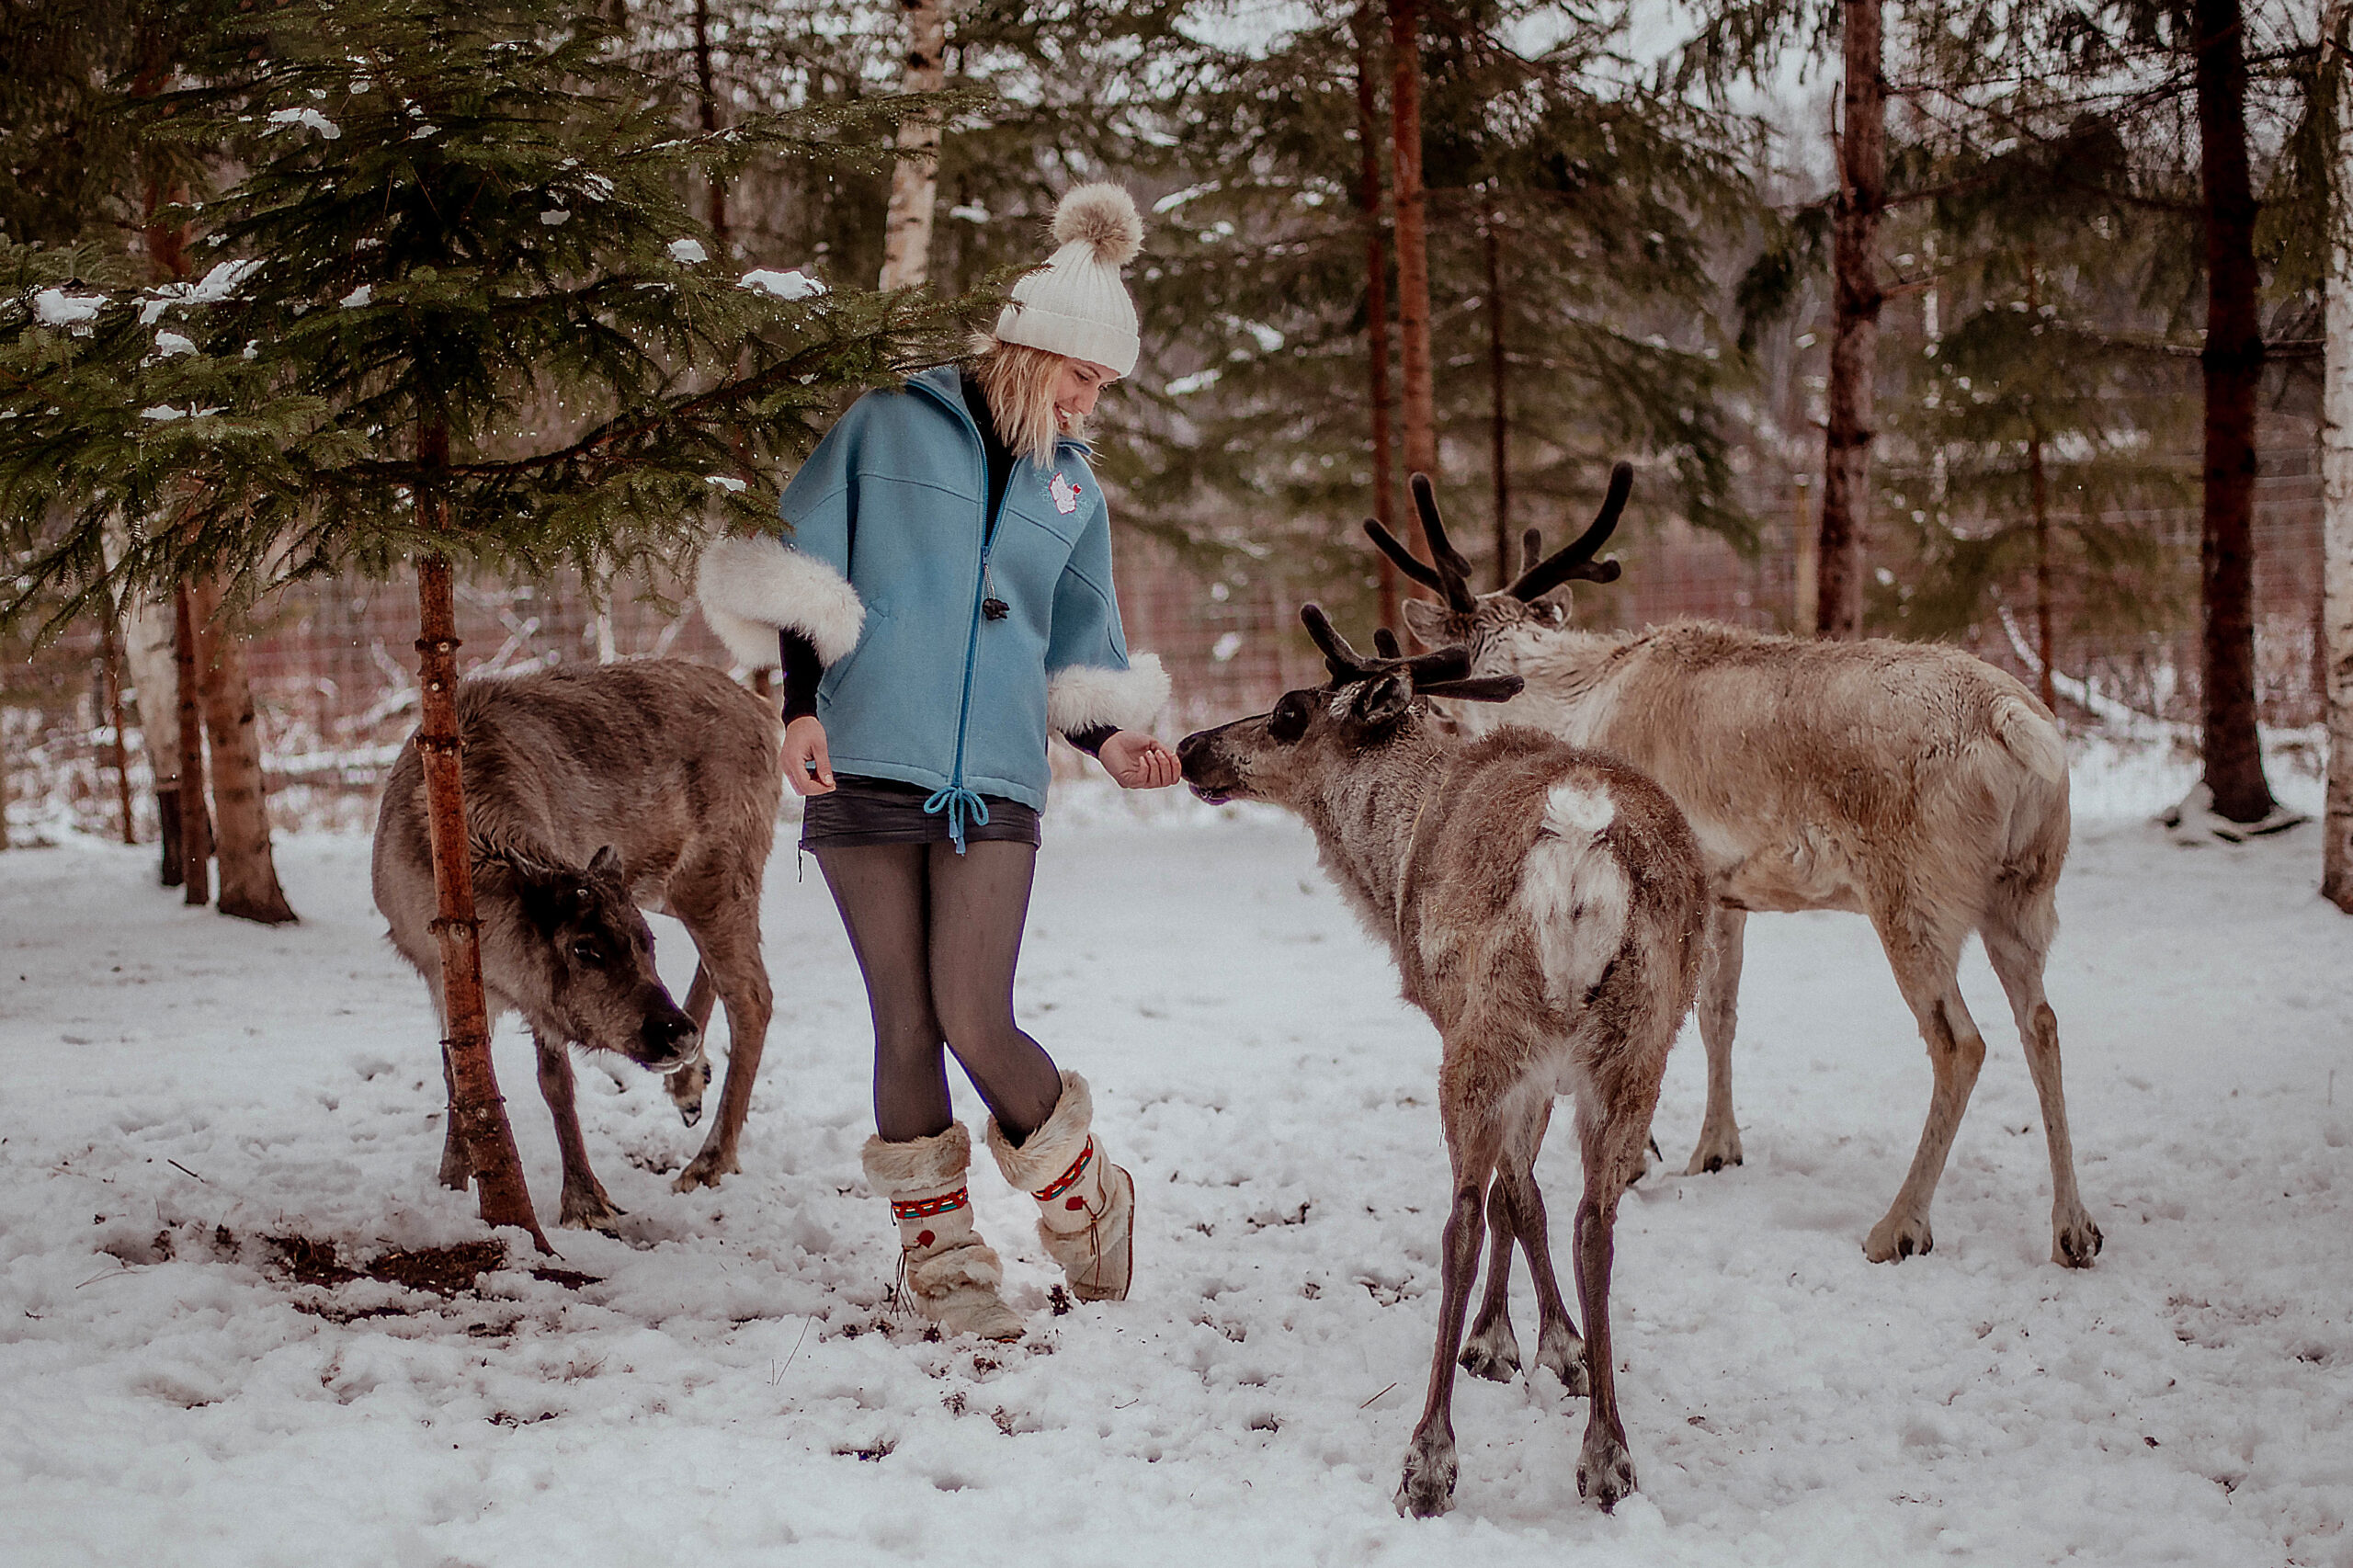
[1301,604,1469,687]
[1507,461,1631,602]
[1360,472,1479,614]
[1301,605,1524,706]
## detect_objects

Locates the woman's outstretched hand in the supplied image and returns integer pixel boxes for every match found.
[782,714,836,796]
[1098,730,1179,790]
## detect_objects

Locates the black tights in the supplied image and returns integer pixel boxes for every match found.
[814,841,1063,1145]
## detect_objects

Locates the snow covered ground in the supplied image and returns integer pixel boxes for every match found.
[3,746,2349,1567]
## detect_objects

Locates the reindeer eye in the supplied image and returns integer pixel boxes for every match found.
[1268,691,1313,744]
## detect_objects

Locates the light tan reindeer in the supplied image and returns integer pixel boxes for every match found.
[1178,608,1707,1517]
[1364,467,2100,1267]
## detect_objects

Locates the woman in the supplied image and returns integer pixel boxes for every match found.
[696,185,1175,1341]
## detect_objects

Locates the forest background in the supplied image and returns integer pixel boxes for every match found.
[0,0,2337,863]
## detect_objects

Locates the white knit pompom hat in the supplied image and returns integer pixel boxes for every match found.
[992,184,1145,377]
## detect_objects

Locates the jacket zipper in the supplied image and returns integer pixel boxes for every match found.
[916,374,1012,854]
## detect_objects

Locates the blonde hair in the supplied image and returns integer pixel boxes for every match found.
[974,337,1080,466]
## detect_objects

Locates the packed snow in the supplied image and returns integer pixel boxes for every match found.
[3,745,2348,1566]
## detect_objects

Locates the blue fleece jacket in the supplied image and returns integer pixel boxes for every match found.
[696,366,1168,839]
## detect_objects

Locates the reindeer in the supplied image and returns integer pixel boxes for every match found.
[1179,608,1707,1517]
[373,659,782,1230]
[1363,467,2101,1268]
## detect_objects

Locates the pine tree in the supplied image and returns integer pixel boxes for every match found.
[1,0,978,1244]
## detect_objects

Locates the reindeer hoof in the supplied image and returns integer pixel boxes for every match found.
[677,1101,704,1129]
[1576,1435,1636,1512]
[1864,1212,1932,1263]
[560,1187,626,1233]
[671,1147,737,1193]
[1684,1130,1743,1176]
[2053,1213,2103,1268]
[1458,1329,1521,1384]
[1393,1449,1459,1518]
[1537,1324,1589,1396]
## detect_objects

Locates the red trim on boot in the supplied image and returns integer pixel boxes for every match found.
[1031,1138,1094,1203]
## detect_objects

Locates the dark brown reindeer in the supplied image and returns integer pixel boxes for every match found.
[373,659,782,1230]
[1179,608,1707,1517]
[1366,467,2100,1267]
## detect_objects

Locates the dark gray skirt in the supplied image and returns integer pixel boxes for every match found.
[799,774,1042,849]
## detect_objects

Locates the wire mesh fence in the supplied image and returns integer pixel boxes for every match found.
[0,457,2327,845]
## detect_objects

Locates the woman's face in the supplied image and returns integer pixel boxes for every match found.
[1053,358,1119,429]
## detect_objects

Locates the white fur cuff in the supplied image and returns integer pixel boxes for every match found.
[1046,654,1168,737]
[696,535,866,669]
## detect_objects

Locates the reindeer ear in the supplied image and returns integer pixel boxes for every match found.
[1399,598,1449,641]
[1351,674,1413,728]
[587,846,624,884]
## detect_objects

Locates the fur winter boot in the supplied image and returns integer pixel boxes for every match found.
[861,1124,1024,1342]
[985,1071,1134,1302]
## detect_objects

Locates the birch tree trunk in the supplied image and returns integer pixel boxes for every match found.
[1389,0,1437,563]
[1356,5,1401,631]
[878,0,951,291]
[117,584,182,882]
[2321,2,2353,910]
[98,602,136,845]
[2193,0,2276,823]
[1820,0,1882,640]
[188,579,296,924]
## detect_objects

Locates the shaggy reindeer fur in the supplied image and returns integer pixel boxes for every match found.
[1375,469,2099,1267]
[1179,612,1707,1517]
[373,660,782,1230]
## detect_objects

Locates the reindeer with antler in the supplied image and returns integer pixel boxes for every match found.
[1363,468,2102,1269]
[1178,608,1707,1517]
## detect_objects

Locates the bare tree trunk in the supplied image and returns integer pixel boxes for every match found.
[878,0,951,290]
[173,582,210,904]
[692,0,731,255]
[1820,0,1882,640]
[1389,0,1437,562]
[2321,2,2353,909]
[415,431,548,1248]
[2193,0,2276,823]
[188,579,296,924]
[2024,257,2056,711]
[1357,5,1401,630]
[1484,205,1509,589]
[97,600,138,844]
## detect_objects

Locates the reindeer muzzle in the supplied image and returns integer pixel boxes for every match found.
[637,1008,702,1073]
[1176,728,1241,804]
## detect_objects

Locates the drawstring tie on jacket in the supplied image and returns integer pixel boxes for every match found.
[923,784,989,854]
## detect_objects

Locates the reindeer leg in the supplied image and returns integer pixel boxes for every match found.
[1684,903,1746,1175]
[1497,1097,1587,1394]
[534,1028,623,1233]
[1457,1176,1522,1383]
[427,972,472,1190]
[1395,1072,1503,1519]
[673,915,772,1193]
[665,963,717,1129]
[436,1039,472,1191]
[1572,1087,1650,1512]
[1983,919,2100,1267]
[1865,920,1986,1263]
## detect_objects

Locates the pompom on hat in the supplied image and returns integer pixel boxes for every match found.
[992,183,1145,378]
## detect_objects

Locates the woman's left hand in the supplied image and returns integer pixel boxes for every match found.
[1097,730,1179,790]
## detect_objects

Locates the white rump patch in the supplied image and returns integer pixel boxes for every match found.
[1521,786,1630,1011]
[1542,781,1616,839]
